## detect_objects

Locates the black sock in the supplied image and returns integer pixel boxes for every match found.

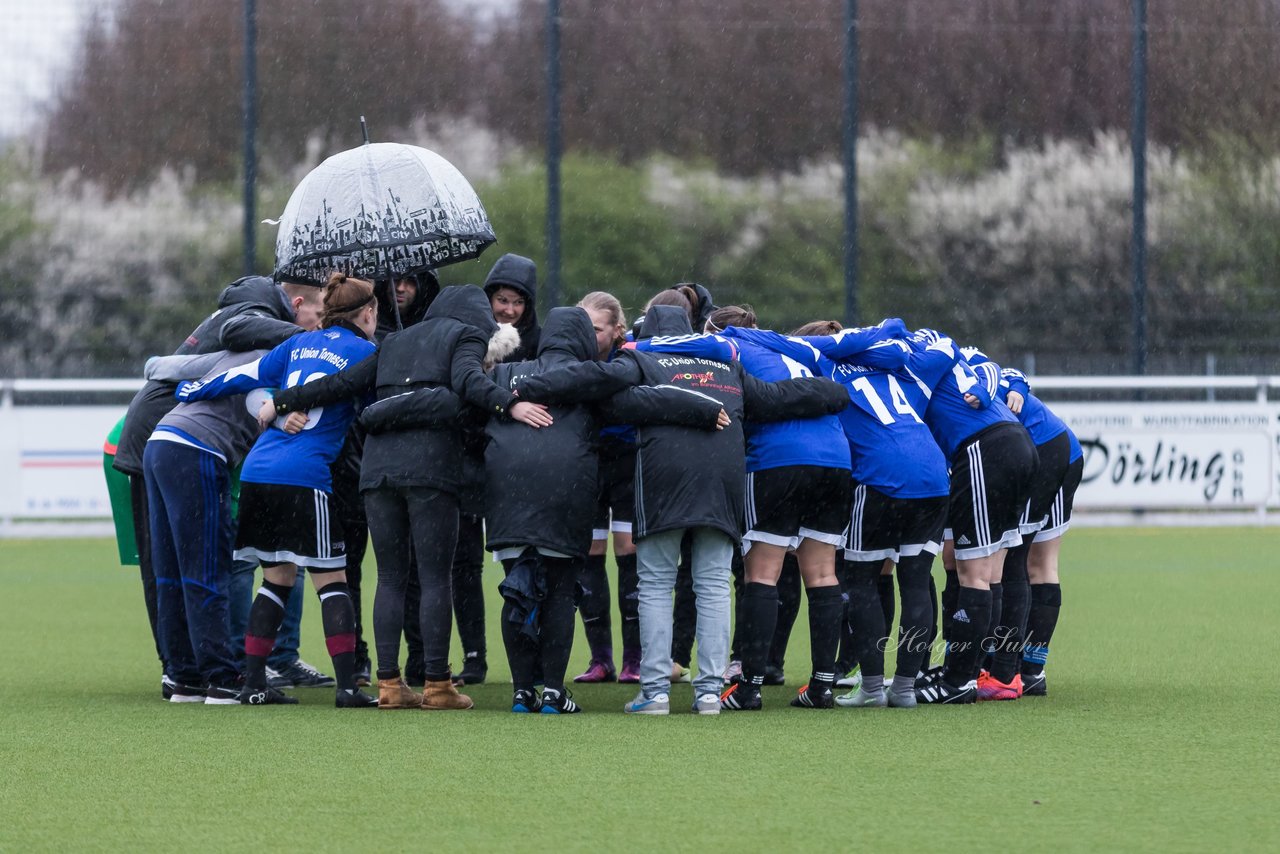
[616,552,640,658]
[982,582,1004,677]
[895,554,935,679]
[877,573,896,638]
[740,582,778,685]
[941,570,959,661]
[244,579,292,688]
[1023,583,1062,676]
[318,581,358,691]
[768,555,802,670]
[578,553,613,662]
[944,586,991,689]
[923,571,940,664]
[994,544,1030,684]
[538,559,578,694]
[845,561,885,684]
[806,584,843,688]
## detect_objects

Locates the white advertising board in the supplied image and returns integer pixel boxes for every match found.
[0,405,126,519]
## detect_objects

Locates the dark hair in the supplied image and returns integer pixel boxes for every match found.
[705,304,757,333]
[644,286,697,323]
[320,272,375,328]
[791,319,842,336]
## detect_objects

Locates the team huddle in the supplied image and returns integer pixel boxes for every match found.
[112,262,1080,714]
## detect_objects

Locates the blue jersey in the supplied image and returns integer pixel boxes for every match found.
[175,325,375,492]
[716,328,850,473]
[904,331,1019,461]
[961,350,1082,463]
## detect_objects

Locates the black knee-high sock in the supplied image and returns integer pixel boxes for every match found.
[768,555,802,670]
[834,557,856,673]
[317,581,358,691]
[924,572,940,660]
[740,582,779,685]
[845,561,885,683]
[994,543,1031,683]
[539,559,578,694]
[501,600,538,691]
[877,573,896,638]
[1023,583,1062,676]
[616,553,640,660]
[944,586,992,688]
[806,584,843,688]
[895,554,935,679]
[578,553,613,663]
[941,570,960,666]
[244,579,293,688]
[981,582,1004,676]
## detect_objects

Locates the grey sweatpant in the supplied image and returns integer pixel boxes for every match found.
[636,526,733,699]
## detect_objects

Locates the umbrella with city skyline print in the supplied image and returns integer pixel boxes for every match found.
[271,139,497,292]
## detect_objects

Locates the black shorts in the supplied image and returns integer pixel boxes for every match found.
[946,422,1038,560]
[593,437,637,538]
[744,465,851,550]
[845,485,948,563]
[235,482,347,571]
[1033,449,1082,544]
[1017,431,1077,537]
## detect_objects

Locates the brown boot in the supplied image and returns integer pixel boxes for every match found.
[422,678,475,710]
[377,677,423,709]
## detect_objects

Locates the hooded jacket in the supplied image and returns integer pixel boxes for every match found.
[271,285,520,495]
[484,253,540,362]
[113,276,303,476]
[483,307,604,558]
[515,305,848,541]
[374,269,439,340]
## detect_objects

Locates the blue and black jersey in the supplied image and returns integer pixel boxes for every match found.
[963,351,1083,464]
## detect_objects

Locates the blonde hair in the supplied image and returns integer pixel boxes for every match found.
[578,291,628,338]
[791,320,843,336]
[320,272,376,328]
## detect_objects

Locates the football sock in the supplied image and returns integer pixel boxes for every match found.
[941,569,960,660]
[768,556,802,670]
[845,560,887,683]
[944,586,991,688]
[982,582,1004,677]
[805,584,843,688]
[244,579,293,688]
[895,553,935,679]
[877,573,896,638]
[924,572,940,661]
[994,543,1031,684]
[317,581,357,690]
[740,582,779,685]
[616,552,641,655]
[1023,582,1062,676]
[578,553,613,661]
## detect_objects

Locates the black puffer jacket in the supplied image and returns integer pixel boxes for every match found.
[484,253,540,362]
[483,307,602,558]
[516,305,848,541]
[113,276,303,476]
[272,285,519,495]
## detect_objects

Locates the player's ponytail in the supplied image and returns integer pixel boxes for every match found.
[320,272,376,328]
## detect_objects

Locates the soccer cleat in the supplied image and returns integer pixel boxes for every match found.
[915,664,945,690]
[977,672,1022,702]
[540,688,582,715]
[763,664,786,686]
[722,660,743,683]
[623,691,670,716]
[573,659,617,683]
[915,677,977,705]
[238,684,299,705]
[168,683,206,704]
[377,677,423,709]
[618,658,641,683]
[204,684,242,705]
[161,674,177,701]
[887,690,918,709]
[268,659,336,689]
[511,689,543,713]
[335,688,379,708]
[671,663,692,683]
[835,667,862,690]
[452,653,488,687]
[719,681,762,711]
[791,684,835,709]
[835,686,887,708]
[1021,671,1047,696]
[692,693,721,715]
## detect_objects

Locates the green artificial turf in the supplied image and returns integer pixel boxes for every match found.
[1,528,1277,852]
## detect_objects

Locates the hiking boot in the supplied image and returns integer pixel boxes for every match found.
[422,678,474,710]
[377,677,423,709]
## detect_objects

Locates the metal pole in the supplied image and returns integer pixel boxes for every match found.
[546,0,562,310]
[242,0,258,276]
[842,0,859,327]
[1131,0,1148,375]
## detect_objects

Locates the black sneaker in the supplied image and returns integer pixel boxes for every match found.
[512,689,543,714]
[168,682,206,704]
[353,656,372,688]
[239,684,299,705]
[719,681,763,711]
[204,684,243,705]
[452,653,488,687]
[763,665,786,686]
[915,664,945,690]
[540,688,581,714]
[161,675,177,701]
[335,688,379,708]
[1021,671,1047,697]
[791,684,834,709]
[915,676,977,705]
[269,659,336,689]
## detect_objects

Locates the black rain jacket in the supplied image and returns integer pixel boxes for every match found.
[484,253,540,362]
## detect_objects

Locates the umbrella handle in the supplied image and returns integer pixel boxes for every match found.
[360,115,369,145]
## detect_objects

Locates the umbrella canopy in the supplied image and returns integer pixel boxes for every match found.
[272,142,496,284]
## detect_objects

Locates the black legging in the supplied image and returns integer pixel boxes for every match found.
[365,486,459,682]
[451,513,487,660]
[501,553,580,693]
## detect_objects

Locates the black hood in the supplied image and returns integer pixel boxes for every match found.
[483,253,539,332]
[218,275,294,320]
[537,306,596,362]
[425,285,499,337]
[376,269,439,332]
[681,282,717,330]
[637,305,693,339]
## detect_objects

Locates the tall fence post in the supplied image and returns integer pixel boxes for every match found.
[242,0,258,276]
[842,0,859,328]
[1131,0,1148,375]
[545,0,562,311]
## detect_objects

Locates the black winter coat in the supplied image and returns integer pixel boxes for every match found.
[484,253,541,362]
[113,276,302,476]
[515,306,848,542]
[271,285,518,495]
